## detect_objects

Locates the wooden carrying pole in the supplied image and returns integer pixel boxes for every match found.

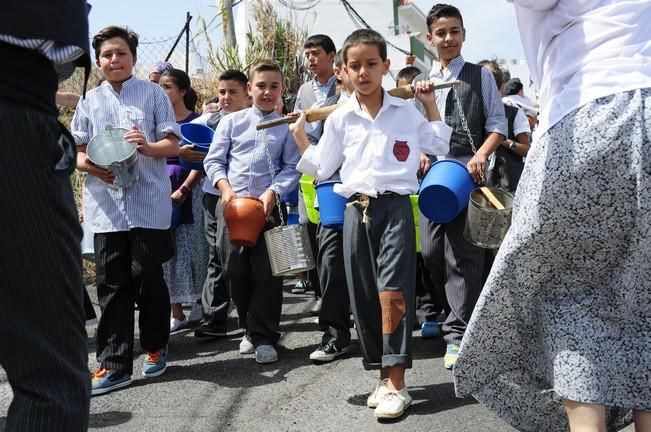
[256,81,460,130]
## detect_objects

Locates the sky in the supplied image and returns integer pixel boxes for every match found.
[87,0,526,64]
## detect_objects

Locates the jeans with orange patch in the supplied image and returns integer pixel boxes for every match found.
[343,193,416,370]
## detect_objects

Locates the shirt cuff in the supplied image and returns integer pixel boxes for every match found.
[73,131,90,146]
[157,121,181,141]
[296,145,320,178]
[430,120,453,143]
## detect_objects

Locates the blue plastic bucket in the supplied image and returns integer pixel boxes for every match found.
[315,182,346,229]
[284,186,299,206]
[179,123,214,170]
[418,159,475,223]
[286,204,299,225]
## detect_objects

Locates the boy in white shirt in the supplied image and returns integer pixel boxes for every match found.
[289,29,451,420]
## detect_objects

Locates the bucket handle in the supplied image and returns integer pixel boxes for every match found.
[258,129,287,227]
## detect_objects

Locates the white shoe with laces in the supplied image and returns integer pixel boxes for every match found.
[366,379,389,408]
[170,316,188,332]
[374,387,412,419]
[239,335,255,354]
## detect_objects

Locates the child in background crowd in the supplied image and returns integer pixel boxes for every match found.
[203,60,300,364]
[413,3,507,370]
[192,69,251,339]
[291,34,338,298]
[305,49,353,363]
[158,68,207,332]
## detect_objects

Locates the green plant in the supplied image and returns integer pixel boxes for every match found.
[195,0,310,108]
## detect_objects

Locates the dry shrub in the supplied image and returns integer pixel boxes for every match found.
[195,0,311,108]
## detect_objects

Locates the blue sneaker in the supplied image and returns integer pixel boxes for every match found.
[91,368,132,396]
[444,344,461,370]
[142,347,167,377]
[421,321,441,338]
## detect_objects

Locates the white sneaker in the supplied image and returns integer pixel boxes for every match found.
[366,379,389,408]
[239,335,255,354]
[188,302,203,324]
[170,316,187,332]
[255,344,278,364]
[308,298,322,316]
[374,388,412,419]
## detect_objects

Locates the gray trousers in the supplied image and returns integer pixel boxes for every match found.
[419,208,485,345]
[298,188,321,294]
[0,102,90,431]
[218,200,284,346]
[343,194,416,370]
[316,224,350,348]
[201,193,230,325]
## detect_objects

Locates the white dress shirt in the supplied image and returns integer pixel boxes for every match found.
[510,0,651,136]
[297,91,452,198]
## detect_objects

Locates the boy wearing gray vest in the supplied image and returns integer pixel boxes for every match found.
[414,4,507,370]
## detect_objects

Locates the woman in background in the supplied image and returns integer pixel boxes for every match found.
[159,68,209,332]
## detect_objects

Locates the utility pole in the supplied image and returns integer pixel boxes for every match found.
[221,0,237,48]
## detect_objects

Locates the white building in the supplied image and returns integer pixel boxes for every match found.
[235,0,437,87]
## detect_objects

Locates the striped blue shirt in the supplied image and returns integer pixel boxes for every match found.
[71,76,181,233]
[204,107,301,199]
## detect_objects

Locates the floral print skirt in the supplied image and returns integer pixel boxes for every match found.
[454,88,651,431]
[164,178,209,304]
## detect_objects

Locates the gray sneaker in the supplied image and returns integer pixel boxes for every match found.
[255,344,278,364]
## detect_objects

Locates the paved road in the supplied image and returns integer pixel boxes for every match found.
[0,281,635,432]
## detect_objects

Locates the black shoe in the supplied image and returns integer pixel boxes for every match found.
[194,321,227,338]
[309,341,349,362]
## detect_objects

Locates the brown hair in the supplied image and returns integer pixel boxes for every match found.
[478,59,504,91]
[248,60,283,82]
[342,29,387,63]
[92,26,139,60]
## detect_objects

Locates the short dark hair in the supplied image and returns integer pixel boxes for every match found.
[304,34,336,54]
[160,69,197,111]
[426,4,464,32]
[219,69,248,88]
[92,26,139,60]
[342,29,387,63]
[334,49,344,68]
[478,59,504,90]
[396,66,421,85]
[249,60,283,81]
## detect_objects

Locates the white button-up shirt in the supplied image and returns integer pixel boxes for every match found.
[509,0,651,136]
[297,91,452,198]
[71,76,180,233]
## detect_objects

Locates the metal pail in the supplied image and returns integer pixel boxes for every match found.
[264,224,315,276]
[463,187,514,249]
[87,126,138,188]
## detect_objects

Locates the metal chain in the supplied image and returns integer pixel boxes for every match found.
[452,86,477,154]
[257,130,286,226]
[452,86,485,183]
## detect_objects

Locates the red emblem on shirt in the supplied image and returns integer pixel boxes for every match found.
[393,140,410,162]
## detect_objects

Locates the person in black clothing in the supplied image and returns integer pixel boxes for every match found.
[0,1,92,430]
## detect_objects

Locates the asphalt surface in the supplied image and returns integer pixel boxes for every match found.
[0,281,636,432]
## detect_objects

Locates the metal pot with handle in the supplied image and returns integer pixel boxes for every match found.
[86,125,139,188]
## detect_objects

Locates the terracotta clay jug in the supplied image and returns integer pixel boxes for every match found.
[223,196,266,247]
